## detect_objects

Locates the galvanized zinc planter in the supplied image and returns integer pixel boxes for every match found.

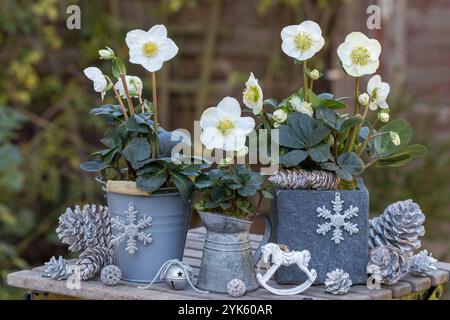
[272,179,369,285]
[197,212,271,293]
[107,182,190,283]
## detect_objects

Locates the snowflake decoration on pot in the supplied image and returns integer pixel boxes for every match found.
[111,203,153,254]
[316,192,359,244]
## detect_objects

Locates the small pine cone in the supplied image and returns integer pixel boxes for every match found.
[410,250,437,276]
[75,246,113,280]
[57,204,112,253]
[227,279,246,297]
[369,200,425,256]
[269,168,338,190]
[325,269,352,295]
[101,265,122,286]
[367,246,410,285]
[43,256,73,280]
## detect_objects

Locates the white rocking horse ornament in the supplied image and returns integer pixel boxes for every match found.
[256,243,317,295]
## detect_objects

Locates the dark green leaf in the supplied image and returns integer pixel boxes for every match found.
[194,174,212,188]
[340,115,364,132]
[112,58,126,78]
[280,150,308,167]
[171,172,194,201]
[261,189,273,199]
[374,119,412,157]
[279,125,305,149]
[321,99,347,109]
[122,137,152,169]
[308,144,331,163]
[337,152,365,176]
[307,126,331,146]
[80,160,109,173]
[136,170,167,192]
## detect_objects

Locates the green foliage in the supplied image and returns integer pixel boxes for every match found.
[194,165,270,219]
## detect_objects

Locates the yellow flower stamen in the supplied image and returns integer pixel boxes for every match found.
[217,119,235,135]
[143,42,159,57]
[294,32,313,52]
[243,85,260,103]
[351,46,371,66]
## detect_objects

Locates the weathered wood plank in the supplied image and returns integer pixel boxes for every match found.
[304,286,370,300]
[350,285,393,300]
[401,274,432,292]
[426,269,449,287]
[436,261,450,273]
[382,282,412,299]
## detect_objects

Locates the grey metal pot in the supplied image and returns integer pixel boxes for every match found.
[107,191,190,283]
[197,211,271,293]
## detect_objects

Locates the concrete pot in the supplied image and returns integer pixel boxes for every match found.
[107,190,190,283]
[197,212,271,293]
[272,179,369,284]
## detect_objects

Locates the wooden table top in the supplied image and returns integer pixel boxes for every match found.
[7,227,450,300]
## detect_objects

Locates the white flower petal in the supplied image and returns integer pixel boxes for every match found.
[369,102,378,111]
[201,127,224,150]
[200,107,219,129]
[281,25,299,40]
[216,97,241,120]
[253,103,263,115]
[367,75,381,94]
[148,24,168,38]
[362,60,380,75]
[223,134,246,152]
[367,39,382,59]
[378,101,389,109]
[141,56,164,72]
[235,117,255,135]
[345,31,369,43]
[377,82,390,101]
[300,20,322,36]
[159,38,179,61]
[83,67,103,81]
[125,29,149,48]
[281,41,299,59]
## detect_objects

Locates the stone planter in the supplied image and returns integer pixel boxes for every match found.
[106,181,190,283]
[197,212,271,293]
[272,179,369,285]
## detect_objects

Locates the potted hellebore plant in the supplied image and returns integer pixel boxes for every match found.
[194,97,272,293]
[81,25,203,282]
[250,21,427,284]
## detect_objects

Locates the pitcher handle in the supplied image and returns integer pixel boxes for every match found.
[252,214,272,267]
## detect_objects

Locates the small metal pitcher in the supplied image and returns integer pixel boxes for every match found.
[197,211,271,293]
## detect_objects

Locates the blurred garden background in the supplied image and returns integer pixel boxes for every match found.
[1,0,449,299]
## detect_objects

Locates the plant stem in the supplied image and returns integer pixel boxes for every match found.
[151,72,159,159]
[357,119,380,157]
[303,61,309,102]
[345,77,361,152]
[364,157,379,170]
[119,74,135,115]
[138,95,143,112]
[107,77,128,120]
[333,132,339,162]
[309,79,314,92]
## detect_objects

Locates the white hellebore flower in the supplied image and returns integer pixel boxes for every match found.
[273,109,288,128]
[200,97,255,152]
[389,131,401,146]
[114,75,143,98]
[99,47,115,60]
[290,96,313,117]
[83,67,108,100]
[281,20,325,61]
[358,93,370,106]
[126,25,178,72]
[377,111,390,123]
[367,75,390,111]
[337,32,381,77]
[242,72,263,115]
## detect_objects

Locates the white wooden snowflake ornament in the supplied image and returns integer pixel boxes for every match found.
[111,203,153,254]
[316,192,359,244]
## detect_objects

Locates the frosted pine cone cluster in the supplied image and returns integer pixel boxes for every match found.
[56,204,114,281]
[367,245,409,285]
[268,169,338,190]
[57,204,112,253]
[75,246,114,280]
[101,265,122,286]
[325,269,352,295]
[369,200,425,256]
[410,250,437,276]
[43,256,73,280]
